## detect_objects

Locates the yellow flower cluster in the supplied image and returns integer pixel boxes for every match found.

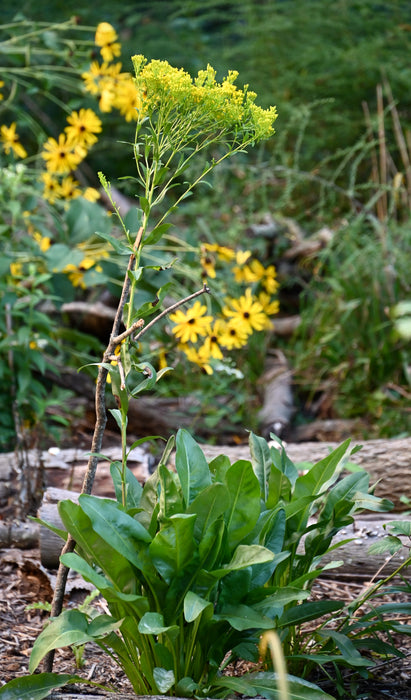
[132,55,278,143]
[40,108,102,203]
[82,23,142,121]
[169,244,279,374]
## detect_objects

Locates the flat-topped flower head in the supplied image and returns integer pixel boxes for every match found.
[41,133,86,174]
[65,109,102,147]
[170,300,213,344]
[223,288,268,335]
[131,55,277,147]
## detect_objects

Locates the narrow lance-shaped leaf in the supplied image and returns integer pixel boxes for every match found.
[249,432,272,501]
[223,459,261,552]
[175,429,211,506]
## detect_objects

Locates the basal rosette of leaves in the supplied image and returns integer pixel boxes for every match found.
[5,429,406,700]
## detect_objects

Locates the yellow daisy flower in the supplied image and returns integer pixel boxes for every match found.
[0,122,27,158]
[170,300,213,344]
[95,22,122,63]
[40,172,61,203]
[198,319,226,360]
[223,288,268,334]
[65,108,102,147]
[258,292,280,318]
[41,133,86,174]
[181,344,213,375]
[218,319,250,350]
[59,176,82,200]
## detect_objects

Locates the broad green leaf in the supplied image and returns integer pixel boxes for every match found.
[158,463,184,519]
[209,453,232,481]
[278,600,343,627]
[293,440,351,500]
[153,668,175,694]
[249,432,272,501]
[149,514,196,582]
[110,463,143,509]
[60,552,110,590]
[385,520,411,536]
[210,544,274,579]
[175,429,212,506]
[251,585,310,611]
[184,591,213,622]
[215,604,274,631]
[88,614,123,637]
[198,518,225,570]
[79,494,151,569]
[267,464,292,507]
[223,460,261,551]
[322,630,369,666]
[138,612,178,635]
[175,677,199,696]
[226,544,274,570]
[29,515,67,542]
[58,500,135,588]
[353,493,393,512]
[270,442,299,488]
[95,228,131,254]
[187,482,228,540]
[144,222,172,245]
[29,609,90,672]
[0,673,92,700]
[225,671,336,700]
[368,535,403,555]
[320,471,369,521]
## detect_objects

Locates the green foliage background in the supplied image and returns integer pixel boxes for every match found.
[2,0,411,441]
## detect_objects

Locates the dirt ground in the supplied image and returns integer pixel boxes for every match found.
[0,544,410,699]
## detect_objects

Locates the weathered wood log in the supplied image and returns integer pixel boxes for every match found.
[0,520,38,549]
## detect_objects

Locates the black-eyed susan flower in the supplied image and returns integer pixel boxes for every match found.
[0,80,4,100]
[258,292,280,319]
[218,318,249,350]
[59,175,82,200]
[41,134,86,174]
[181,344,213,375]
[240,259,279,294]
[223,288,268,335]
[65,108,102,148]
[95,22,121,63]
[40,172,61,203]
[170,300,213,344]
[0,122,27,158]
[198,319,226,361]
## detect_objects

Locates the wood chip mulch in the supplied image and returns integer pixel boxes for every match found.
[0,546,410,699]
